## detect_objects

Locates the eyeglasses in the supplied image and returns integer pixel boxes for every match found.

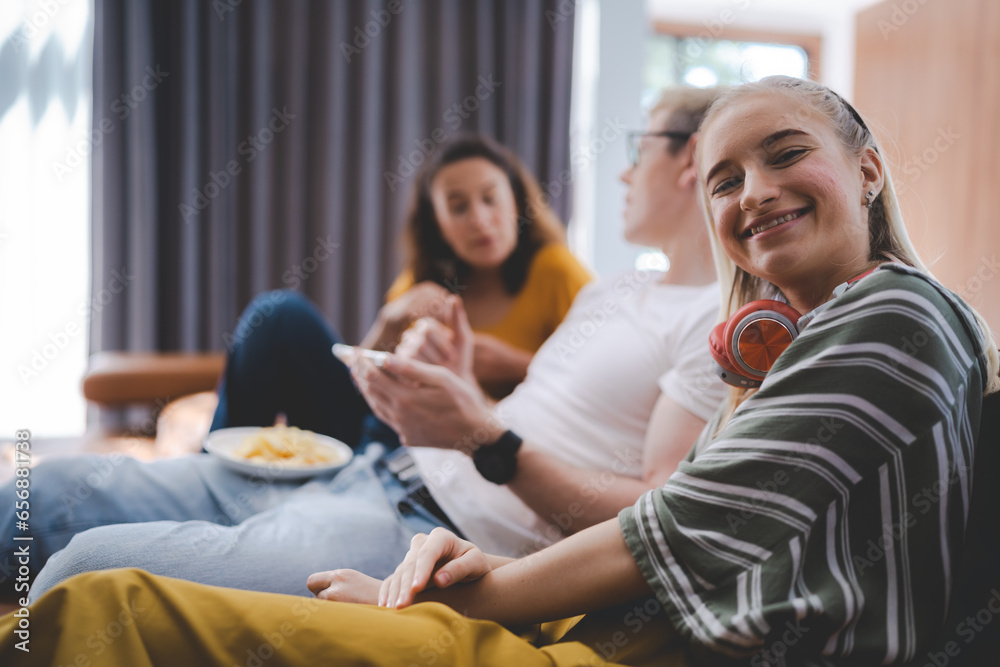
[626,130,693,166]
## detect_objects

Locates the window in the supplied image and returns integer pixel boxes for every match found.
[0,0,93,437]
[633,23,817,271]
[644,34,811,106]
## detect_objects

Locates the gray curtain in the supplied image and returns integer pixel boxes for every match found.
[91,0,576,353]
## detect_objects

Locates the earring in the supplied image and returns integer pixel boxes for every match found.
[865,190,876,209]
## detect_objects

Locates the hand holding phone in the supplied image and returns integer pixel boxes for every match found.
[332,343,389,368]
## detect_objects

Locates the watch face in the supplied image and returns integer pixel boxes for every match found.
[475,448,510,484]
[473,432,522,484]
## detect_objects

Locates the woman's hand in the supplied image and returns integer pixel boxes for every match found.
[394,297,476,384]
[352,351,502,450]
[380,281,454,328]
[361,281,454,352]
[306,568,383,605]
[380,528,493,609]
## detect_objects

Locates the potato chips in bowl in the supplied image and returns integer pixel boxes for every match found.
[204,426,353,479]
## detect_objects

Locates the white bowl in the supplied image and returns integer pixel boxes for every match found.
[204,427,353,480]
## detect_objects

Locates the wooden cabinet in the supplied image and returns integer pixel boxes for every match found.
[855,0,1000,333]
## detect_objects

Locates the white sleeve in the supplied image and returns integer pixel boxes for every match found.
[657,292,727,422]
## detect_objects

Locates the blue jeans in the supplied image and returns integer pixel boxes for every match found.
[211,289,399,449]
[0,291,423,599]
[23,444,445,601]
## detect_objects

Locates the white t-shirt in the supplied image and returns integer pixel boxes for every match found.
[409,271,726,556]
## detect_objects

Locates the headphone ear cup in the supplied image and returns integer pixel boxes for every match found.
[709,321,762,388]
[723,300,802,382]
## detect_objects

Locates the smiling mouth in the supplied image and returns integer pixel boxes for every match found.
[744,208,810,238]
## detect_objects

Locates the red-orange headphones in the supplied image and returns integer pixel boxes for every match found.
[709,268,877,388]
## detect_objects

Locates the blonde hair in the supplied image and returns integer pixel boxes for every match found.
[695,76,999,422]
[649,86,728,148]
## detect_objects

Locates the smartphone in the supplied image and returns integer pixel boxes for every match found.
[332,343,389,368]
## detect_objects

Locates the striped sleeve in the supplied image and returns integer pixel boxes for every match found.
[619,264,989,665]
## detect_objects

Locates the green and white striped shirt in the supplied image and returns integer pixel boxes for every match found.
[620,264,990,666]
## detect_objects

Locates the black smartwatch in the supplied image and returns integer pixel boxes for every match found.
[472,430,523,484]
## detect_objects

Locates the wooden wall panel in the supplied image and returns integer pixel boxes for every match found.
[855,0,1000,335]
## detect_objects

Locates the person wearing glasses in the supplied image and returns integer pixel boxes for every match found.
[11,87,727,606]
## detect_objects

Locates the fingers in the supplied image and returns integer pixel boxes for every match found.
[450,296,473,351]
[378,531,441,609]
[351,357,404,429]
[306,569,381,605]
[396,528,470,609]
[399,282,453,324]
[306,570,333,596]
[432,546,491,587]
[381,354,451,387]
[449,297,475,380]
[386,533,426,609]
[376,529,491,610]
[397,319,455,366]
[352,358,395,407]
[408,529,455,595]
[378,571,394,608]
[421,320,457,363]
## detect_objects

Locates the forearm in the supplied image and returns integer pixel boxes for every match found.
[505,442,656,534]
[412,519,651,626]
[486,554,515,569]
[473,345,532,384]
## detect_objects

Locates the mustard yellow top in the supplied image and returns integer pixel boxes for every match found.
[386,243,593,354]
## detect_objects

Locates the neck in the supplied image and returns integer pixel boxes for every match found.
[464,266,506,293]
[656,209,717,287]
[780,260,881,313]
